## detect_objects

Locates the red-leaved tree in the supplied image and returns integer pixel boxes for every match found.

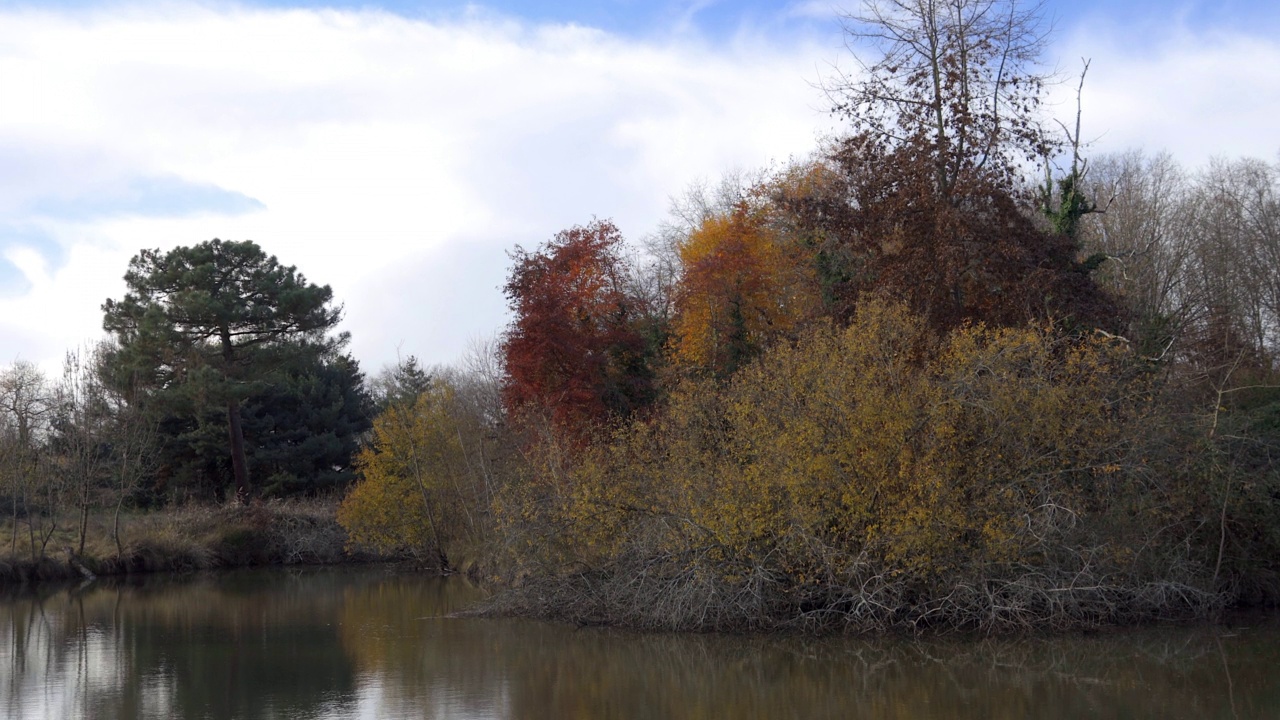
[501,220,655,440]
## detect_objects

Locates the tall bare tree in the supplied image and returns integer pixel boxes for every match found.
[1080,151,1195,355]
[828,0,1054,196]
[1186,158,1280,367]
[812,0,1119,332]
[53,346,113,557]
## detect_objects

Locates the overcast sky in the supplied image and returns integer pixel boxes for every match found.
[0,0,1276,377]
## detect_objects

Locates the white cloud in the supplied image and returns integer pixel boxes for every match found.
[0,3,833,374]
[1050,22,1280,168]
[785,1,844,21]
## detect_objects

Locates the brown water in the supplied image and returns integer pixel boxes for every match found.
[1,567,1277,719]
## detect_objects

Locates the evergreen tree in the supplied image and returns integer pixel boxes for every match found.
[103,239,345,501]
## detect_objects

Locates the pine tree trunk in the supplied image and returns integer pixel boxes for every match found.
[220,323,252,504]
[227,399,251,503]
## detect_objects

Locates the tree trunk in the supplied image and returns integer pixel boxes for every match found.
[10,492,17,555]
[26,509,36,562]
[227,399,251,504]
[112,492,125,560]
[77,496,89,557]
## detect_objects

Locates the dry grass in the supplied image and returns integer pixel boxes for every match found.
[0,498,379,585]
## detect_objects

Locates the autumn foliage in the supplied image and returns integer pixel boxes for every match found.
[337,379,481,569]
[336,150,1278,634]
[764,138,1125,335]
[671,202,819,377]
[338,191,1279,633]
[490,299,1213,632]
[500,220,655,440]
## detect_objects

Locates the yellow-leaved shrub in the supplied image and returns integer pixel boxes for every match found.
[510,299,1162,629]
[338,381,480,567]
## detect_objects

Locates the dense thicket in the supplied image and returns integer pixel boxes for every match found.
[487,302,1230,632]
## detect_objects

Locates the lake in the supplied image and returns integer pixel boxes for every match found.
[1,567,1277,719]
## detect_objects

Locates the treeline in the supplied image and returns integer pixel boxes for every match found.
[0,339,372,565]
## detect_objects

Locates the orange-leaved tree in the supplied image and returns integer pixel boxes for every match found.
[670,202,819,377]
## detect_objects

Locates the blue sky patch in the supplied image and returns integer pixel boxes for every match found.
[0,0,1272,40]
[0,224,67,296]
[27,175,265,221]
[0,259,32,296]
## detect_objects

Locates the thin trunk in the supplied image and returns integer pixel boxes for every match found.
[27,512,36,562]
[25,474,36,561]
[37,482,58,559]
[391,405,449,571]
[953,2,970,167]
[76,427,93,557]
[39,522,55,558]
[113,442,129,560]
[926,3,950,196]
[76,493,88,557]
[452,426,479,536]
[112,493,125,560]
[10,492,17,555]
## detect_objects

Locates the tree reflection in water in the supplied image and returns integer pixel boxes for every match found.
[2,569,1278,719]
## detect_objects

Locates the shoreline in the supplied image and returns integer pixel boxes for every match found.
[5,547,1274,638]
[0,500,396,587]
[4,500,1274,638]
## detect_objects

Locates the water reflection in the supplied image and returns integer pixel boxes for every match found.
[2,568,1278,719]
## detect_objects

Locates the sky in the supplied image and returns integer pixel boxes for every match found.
[0,0,1276,379]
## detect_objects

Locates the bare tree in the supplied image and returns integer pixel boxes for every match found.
[54,346,114,557]
[1081,152,1280,380]
[102,353,157,561]
[0,362,54,559]
[828,0,1054,195]
[438,336,514,507]
[1187,158,1280,366]
[1080,151,1195,355]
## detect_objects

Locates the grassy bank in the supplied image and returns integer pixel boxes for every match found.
[0,500,384,584]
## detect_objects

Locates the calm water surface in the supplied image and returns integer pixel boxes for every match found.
[2,567,1277,719]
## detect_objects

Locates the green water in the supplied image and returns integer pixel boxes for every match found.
[1,567,1277,719]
